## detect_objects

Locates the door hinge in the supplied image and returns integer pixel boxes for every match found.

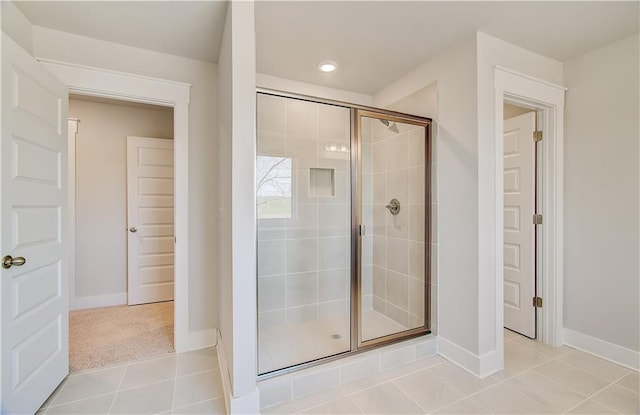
[533,296,543,308]
[359,224,366,236]
[533,214,543,225]
[533,131,543,142]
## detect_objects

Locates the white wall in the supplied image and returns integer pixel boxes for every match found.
[257,73,373,107]
[563,34,640,354]
[217,1,259,411]
[69,97,173,307]
[374,32,565,375]
[476,32,563,359]
[31,26,218,336]
[375,35,480,363]
[1,1,33,54]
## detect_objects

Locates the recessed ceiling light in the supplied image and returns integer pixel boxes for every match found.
[317,61,338,73]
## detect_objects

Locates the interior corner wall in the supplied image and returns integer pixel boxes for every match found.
[476,32,564,356]
[32,26,219,337]
[374,34,481,359]
[217,0,234,393]
[563,33,640,353]
[1,1,33,55]
[69,98,173,308]
[217,0,259,409]
[256,73,374,106]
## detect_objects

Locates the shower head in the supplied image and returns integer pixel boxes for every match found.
[379,118,399,133]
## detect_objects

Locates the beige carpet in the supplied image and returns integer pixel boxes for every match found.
[69,301,174,372]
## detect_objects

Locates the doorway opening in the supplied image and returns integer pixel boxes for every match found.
[502,102,540,340]
[68,94,175,371]
[494,67,566,355]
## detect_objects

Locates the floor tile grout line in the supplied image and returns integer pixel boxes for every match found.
[561,381,625,415]
[530,357,621,399]
[614,373,640,394]
[499,380,558,412]
[176,365,221,380]
[426,365,506,405]
[171,352,179,412]
[46,366,128,411]
[290,387,348,413]
[173,395,225,413]
[44,391,117,413]
[42,377,69,409]
[554,350,632,380]
[389,378,434,414]
[582,380,640,413]
[110,366,218,395]
[107,361,129,414]
[562,397,593,414]
[506,368,591,412]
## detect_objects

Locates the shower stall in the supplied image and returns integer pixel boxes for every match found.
[256,91,431,376]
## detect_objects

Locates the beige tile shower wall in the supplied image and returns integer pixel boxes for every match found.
[257,94,352,329]
[368,118,426,329]
[385,83,438,336]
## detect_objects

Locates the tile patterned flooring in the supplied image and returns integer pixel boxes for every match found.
[264,330,639,414]
[38,348,225,415]
[39,331,639,414]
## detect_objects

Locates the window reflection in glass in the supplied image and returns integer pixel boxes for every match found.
[256,156,292,219]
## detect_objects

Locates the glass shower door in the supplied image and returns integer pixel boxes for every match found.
[256,93,352,374]
[359,111,430,344]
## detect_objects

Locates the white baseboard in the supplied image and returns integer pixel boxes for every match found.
[216,330,260,414]
[563,328,640,371]
[437,337,502,378]
[216,330,233,414]
[186,328,217,351]
[71,293,127,310]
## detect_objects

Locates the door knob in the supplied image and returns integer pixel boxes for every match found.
[2,255,26,269]
[129,227,138,233]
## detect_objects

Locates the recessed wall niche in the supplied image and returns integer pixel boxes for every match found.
[309,167,335,197]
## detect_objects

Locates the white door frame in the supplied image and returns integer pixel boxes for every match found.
[494,66,566,350]
[38,59,191,352]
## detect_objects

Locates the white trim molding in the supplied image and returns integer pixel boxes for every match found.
[67,118,79,311]
[494,67,566,355]
[438,337,502,379]
[72,293,127,311]
[564,328,640,371]
[40,58,193,353]
[217,330,261,414]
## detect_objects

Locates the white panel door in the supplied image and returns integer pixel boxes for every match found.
[503,112,536,338]
[1,34,69,414]
[127,137,174,305]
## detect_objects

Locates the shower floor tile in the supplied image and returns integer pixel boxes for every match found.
[259,309,410,374]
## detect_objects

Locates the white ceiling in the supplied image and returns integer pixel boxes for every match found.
[15,1,229,63]
[16,1,639,95]
[255,1,639,94]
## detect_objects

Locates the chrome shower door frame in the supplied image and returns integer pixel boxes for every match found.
[256,88,432,379]
[353,109,432,350]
